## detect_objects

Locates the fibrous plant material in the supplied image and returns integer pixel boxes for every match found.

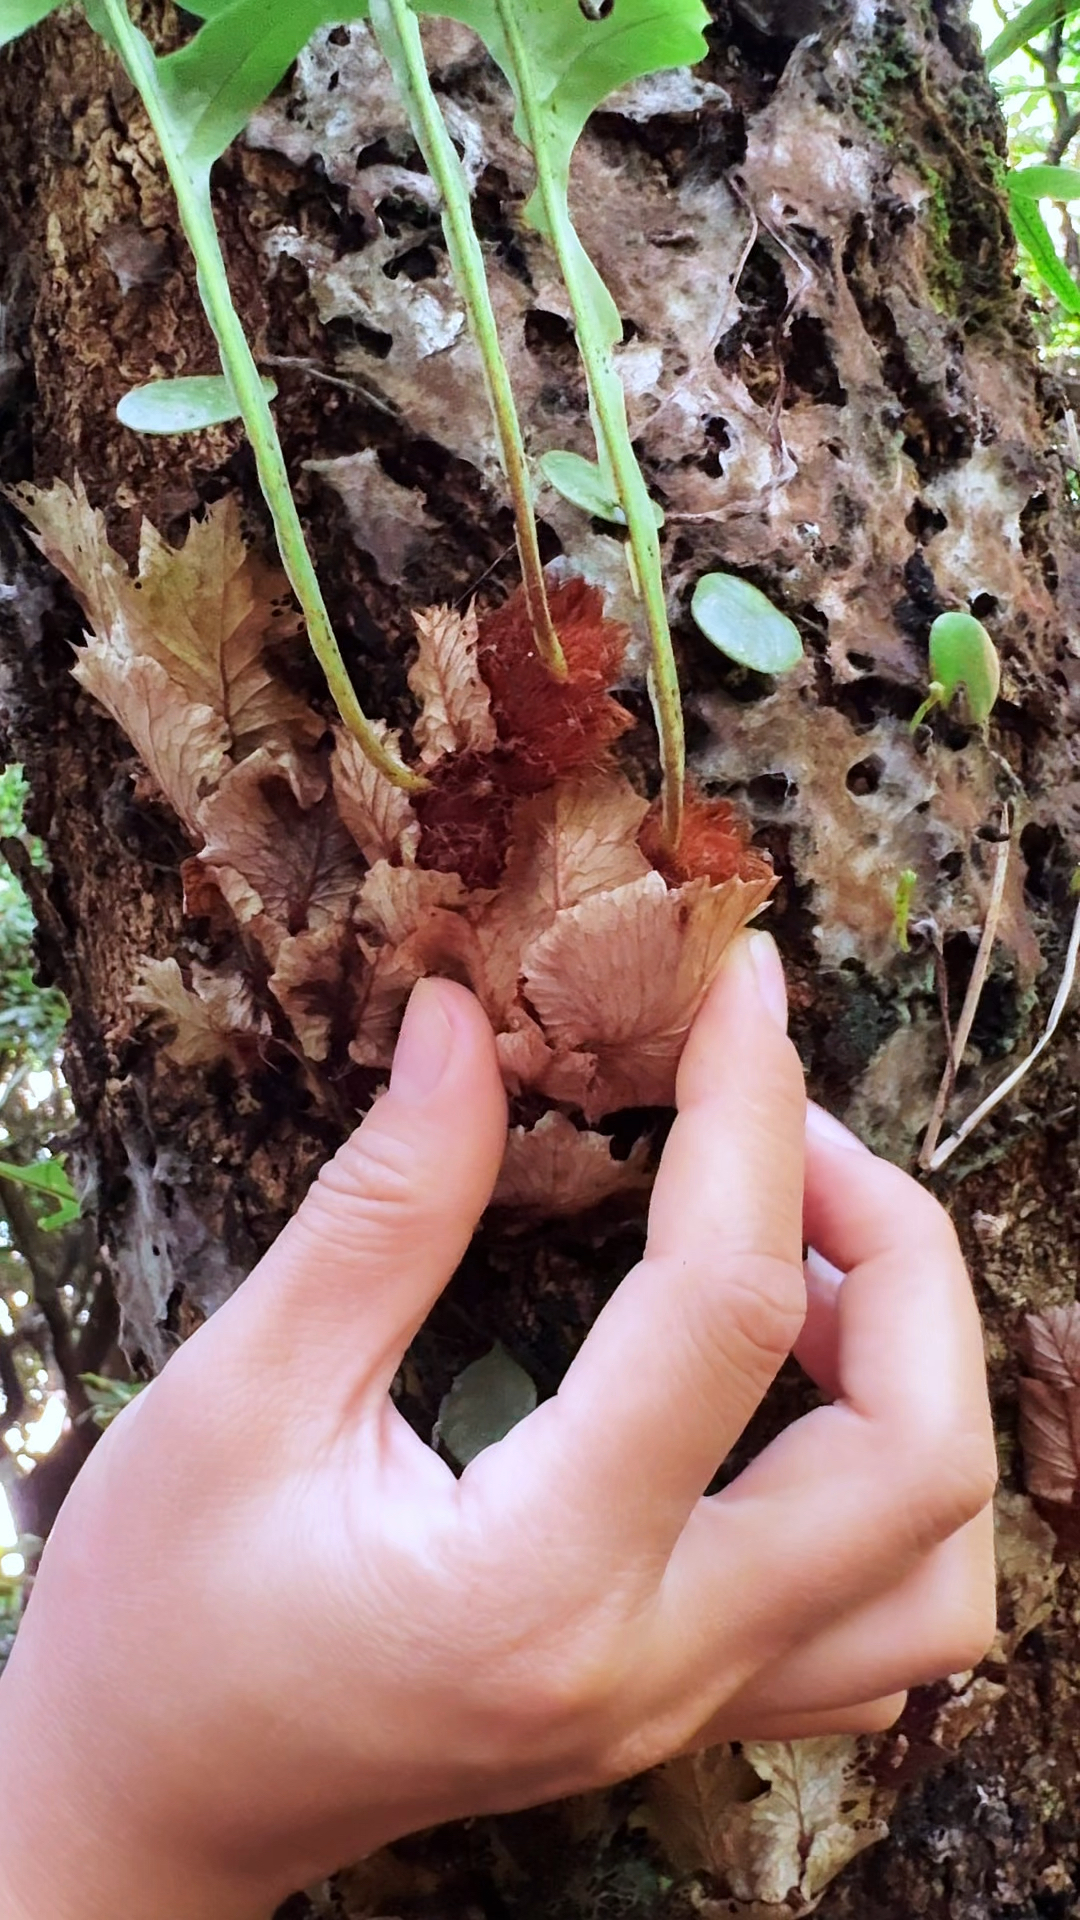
[16,481,772,1215]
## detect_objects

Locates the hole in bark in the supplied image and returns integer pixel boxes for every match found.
[939,849,964,880]
[969,591,999,618]
[846,756,884,797]
[526,309,575,351]
[784,314,846,405]
[847,650,875,671]
[747,772,797,807]
[906,499,948,543]
[384,244,439,283]
[1021,821,1067,905]
[324,316,393,359]
[327,23,349,42]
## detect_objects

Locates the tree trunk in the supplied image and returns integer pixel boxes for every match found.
[2,1,1080,1913]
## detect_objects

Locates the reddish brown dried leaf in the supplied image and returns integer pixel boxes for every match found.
[198,750,363,960]
[331,722,420,867]
[645,1747,763,1879]
[356,861,476,947]
[492,1113,652,1215]
[523,870,775,1120]
[415,750,516,889]
[130,957,269,1068]
[1023,1305,1080,1392]
[493,774,651,948]
[1018,1377,1080,1505]
[76,644,229,838]
[408,603,496,766]
[268,923,352,1062]
[478,577,635,793]
[640,784,774,888]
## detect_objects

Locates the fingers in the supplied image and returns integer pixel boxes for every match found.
[693,1694,908,1745]
[714,1509,996,1724]
[526,933,807,1554]
[214,980,508,1397]
[659,1125,995,1683]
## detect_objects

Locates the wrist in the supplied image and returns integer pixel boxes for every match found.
[0,1660,271,1920]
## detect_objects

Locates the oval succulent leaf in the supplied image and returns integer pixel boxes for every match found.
[434,1345,538,1467]
[117,374,278,435]
[540,449,664,527]
[929,610,1001,725]
[691,573,804,675]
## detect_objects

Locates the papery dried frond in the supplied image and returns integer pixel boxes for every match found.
[408,602,496,767]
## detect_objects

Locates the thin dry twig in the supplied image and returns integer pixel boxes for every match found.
[928,886,1080,1173]
[919,808,1012,1170]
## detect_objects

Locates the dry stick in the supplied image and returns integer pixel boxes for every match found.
[928,887,1080,1173]
[919,809,1012,1171]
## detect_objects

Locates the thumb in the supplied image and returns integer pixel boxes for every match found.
[236,979,508,1393]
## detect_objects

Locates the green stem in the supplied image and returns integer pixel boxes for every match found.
[491,0,685,846]
[95,0,424,793]
[370,0,565,681]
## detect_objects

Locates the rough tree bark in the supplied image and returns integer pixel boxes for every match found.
[2,1,1080,1914]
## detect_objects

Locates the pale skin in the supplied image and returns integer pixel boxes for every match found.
[0,933,997,1919]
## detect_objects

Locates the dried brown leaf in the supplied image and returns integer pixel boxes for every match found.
[1018,1377,1080,1505]
[268,922,351,1062]
[723,1739,888,1906]
[356,861,475,946]
[931,1676,1007,1753]
[130,957,269,1067]
[991,1487,1062,1661]
[492,1113,652,1216]
[408,602,496,767]
[1023,1305,1080,1392]
[198,750,363,960]
[15,482,321,767]
[645,1746,762,1879]
[351,943,423,1069]
[523,871,774,1120]
[488,774,651,960]
[331,721,420,866]
[76,637,230,838]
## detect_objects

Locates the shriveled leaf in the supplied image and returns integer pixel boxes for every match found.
[523,870,774,1120]
[434,1345,538,1467]
[645,1747,763,1879]
[691,572,804,675]
[131,956,269,1067]
[1023,1303,1080,1391]
[928,611,1000,726]
[0,1154,80,1232]
[492,1112,652,1215]
[992,1488,1062,1662]
[1019,1306,1080,1504]
[351,943,424,1070]
[267,923,350,1062]
[0,0,59,48]
[408,603,496,767]
[931,1677,1007,1753]
[197,751,363,960]
[540,449,664,527]
[76,641,230,838]
[117,373,277,434]
[10,474,130,639]
[131,498,322,754]
[1018,1377,1080,1504]
[725,1739,888,1905]
[488,773,651,965]
[356,861,475,946]
[331,721,420,866]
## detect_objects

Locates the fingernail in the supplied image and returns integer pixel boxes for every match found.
[390,979,456,1100]
[806,1101,870,1153]
[746,930,788,1031]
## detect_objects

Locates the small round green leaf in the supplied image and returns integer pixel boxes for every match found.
[928,611,1000,726]
[116,374,277,435]
[434,1346,538,1468]
[539,449,664,527]
[691,572,804,674]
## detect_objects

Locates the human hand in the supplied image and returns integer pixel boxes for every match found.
[0,935,996,1920]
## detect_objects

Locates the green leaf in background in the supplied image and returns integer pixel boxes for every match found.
[79,1374,147,1429]
[1006,188,1080,315]
[434,1345,538,1468]
[1008,163,1080,201]
[0,1154,80,1231]
[0,0,58,48]
[911,611,1001,729]
[690,573,805,674]
[117,372,277,434]
[540,449,665,527]
[986,0,1079,71]
[156,0,360,173]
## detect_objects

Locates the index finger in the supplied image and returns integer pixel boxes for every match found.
[512,933,807,1555]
